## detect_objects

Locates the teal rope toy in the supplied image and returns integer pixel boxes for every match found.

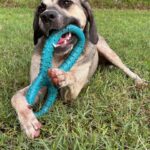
[26,25,85,117]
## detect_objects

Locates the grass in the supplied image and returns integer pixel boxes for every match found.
[0,7,150,149]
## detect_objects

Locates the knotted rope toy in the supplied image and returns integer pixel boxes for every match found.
[26,25,85,117]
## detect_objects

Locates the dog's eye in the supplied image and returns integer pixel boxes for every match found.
[64,0,73,7]
[38,3,46,13]
[58,0,73,8]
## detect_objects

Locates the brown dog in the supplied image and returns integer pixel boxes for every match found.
[11,0,145,139]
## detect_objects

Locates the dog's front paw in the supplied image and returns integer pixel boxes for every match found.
[16,98,42,139]
[48,68,74,87]
[19,110,42,139]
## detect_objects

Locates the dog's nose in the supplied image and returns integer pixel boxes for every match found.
[40,11,58,23]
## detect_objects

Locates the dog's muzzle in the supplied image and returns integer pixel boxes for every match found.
[40,9,81,55]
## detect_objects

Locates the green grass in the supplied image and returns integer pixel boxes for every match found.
[0,7,150,149]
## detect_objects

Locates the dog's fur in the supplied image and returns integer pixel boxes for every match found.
[11,0,145,139]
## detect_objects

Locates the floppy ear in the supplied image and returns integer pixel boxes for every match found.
[81,0,98,44]
[33,7,43,45]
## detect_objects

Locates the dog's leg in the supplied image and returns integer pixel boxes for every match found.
[11,87,42,139]
[48,51,99,103]
[97,36,146,87]
[49,68,89,103]
[11,50,46,139]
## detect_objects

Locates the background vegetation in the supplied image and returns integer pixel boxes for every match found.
[90,0,150,9]
[0,0,149,9]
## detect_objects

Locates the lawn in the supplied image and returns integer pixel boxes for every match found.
[0,8,150,149]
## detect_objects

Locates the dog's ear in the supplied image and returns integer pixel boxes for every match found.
[81,0,98,44]
[33,7,43,45]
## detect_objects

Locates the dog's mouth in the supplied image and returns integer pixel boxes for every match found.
[53,32,77,55]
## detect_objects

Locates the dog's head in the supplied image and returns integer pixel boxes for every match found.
[33,0,98,54]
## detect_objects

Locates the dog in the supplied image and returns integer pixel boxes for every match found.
[11,0,146,139]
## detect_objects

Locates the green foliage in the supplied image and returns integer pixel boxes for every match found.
[0,0,150,8]
[0,8,150,149]
[0,0,39,7]
[89,0,150,9]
